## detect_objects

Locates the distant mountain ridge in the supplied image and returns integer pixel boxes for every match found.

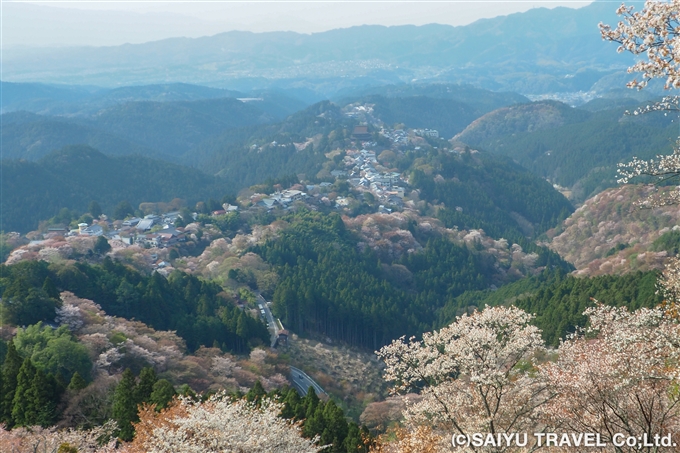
[2,1,635,94]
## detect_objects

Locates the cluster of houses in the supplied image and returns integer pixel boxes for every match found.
[251,188,309,210]
[380,128,409,146]
[414,128,439,138]
[341,149,406,209]
[54,212,189,249]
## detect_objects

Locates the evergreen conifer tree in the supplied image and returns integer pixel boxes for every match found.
[134,367,157,405]
[42,277,61,301]
[112,369,138,441]
[29,368,57,427]
[68,371,87,391]
[149,379,176,410]
[245,380,266,404]
[11,358,37,426]
[0,342,22,425]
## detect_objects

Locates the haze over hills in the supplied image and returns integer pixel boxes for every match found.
[1,87,311,162]
[1,82,527,166]
[3,1,639,96]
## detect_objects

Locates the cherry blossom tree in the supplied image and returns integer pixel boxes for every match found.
[600,1,680,207]
[377,306,549,453]
[0,421,118,453]
[126,393,322,453]
[540,304,680,452]
[600,1,680,90]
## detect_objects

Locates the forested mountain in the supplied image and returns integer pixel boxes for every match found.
[408,149,574,242]
[453,100,591,144]
[82,98,275,160]
[1,111,159,160]
[439,269,661,346]
[0,146,231,233]
[0,259,269,353]
[357,95,480,138]
[548,185,680,276]
[194,101,352,183]
[253,201,572,349]
[454,100,678,201]
[1,91,308,163]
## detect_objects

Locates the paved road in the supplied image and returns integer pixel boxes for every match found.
[254,296,326,396]
[289,366,327,397]
[256,293,279,347]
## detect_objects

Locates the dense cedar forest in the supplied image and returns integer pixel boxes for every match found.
[255,210,573,349]
[0,260,270,353]
[409,150,574,241]
[440,269,662,346]
[464,106,678,201]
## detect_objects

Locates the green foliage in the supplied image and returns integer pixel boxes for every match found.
[274,387,371,453]
[11,358,37,426]
[113,201,135,220]
[411,151,574,240]
[257,211,416,348]
[68,371,87,391]
[440,270,663,347]
[93,236,112,255]
[468,108,677,201]
[0,342,23,426]
[361,94,480,138]
[198,101,353,190]
[134,367,157,406]
[256,210,507,349]
[88,201,103,218]
[605,242,630,257]
[14,323,92,382]
[58,444,79,453]
[651,229,680,255]
[0,261,61,326]
[245,380,267,404]
[9,357,60,428]
[112,369,138,441]
[149,379,176,410]
[4,258,271,354]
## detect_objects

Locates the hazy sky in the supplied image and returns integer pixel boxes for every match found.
[2,0,595,48]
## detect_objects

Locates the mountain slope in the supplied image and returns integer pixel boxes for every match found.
[547,185,680,276]
[1,111,158,160]
[360,95,481,138]
[454,100,677,201]
[453,100,591,144]
[1,145,231,232]
[334,83,529,114]
[0,81,244,115]
[84,98,274,159]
